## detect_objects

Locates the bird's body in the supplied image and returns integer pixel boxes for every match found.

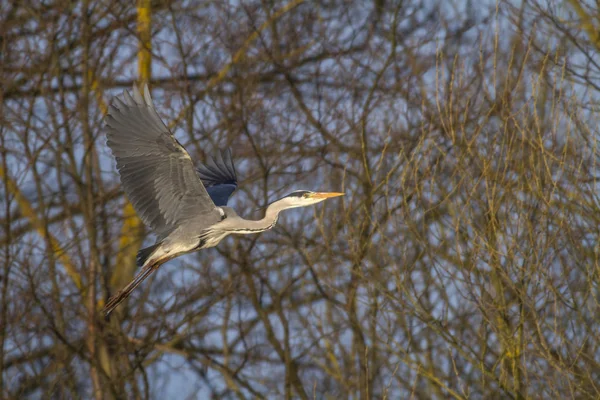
[142,205,280,266]
[103,84,343,316]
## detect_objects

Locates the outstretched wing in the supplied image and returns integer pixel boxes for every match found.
[196,149,238,206]
[105,84,218,235]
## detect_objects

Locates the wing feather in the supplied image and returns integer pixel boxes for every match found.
[197,149,238,206]
[106,84,218,234]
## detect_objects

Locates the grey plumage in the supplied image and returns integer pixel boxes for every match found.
[197,149,237,188]
[103,84,343,317]
[106,85,219,238]
[197,149,238,206]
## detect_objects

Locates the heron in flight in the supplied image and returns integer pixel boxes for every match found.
[103,84,343,316]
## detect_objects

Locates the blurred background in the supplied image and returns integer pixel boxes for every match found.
[1,0,600,398]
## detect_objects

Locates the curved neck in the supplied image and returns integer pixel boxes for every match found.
[231,200,288,233]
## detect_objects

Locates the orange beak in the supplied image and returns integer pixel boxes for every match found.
[310,192,345,199]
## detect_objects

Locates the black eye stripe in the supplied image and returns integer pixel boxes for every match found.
[286,190,311,198]
[267,190,314,206]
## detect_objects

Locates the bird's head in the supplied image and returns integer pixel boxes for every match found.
[272,190,344,210]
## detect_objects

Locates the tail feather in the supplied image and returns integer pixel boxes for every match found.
[136,243,160,267]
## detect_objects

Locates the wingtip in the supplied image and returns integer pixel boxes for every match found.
[112,95,127,111]
[132,84,144,105]
[122,88,135,106]
[224,148,236,176]
[143,83,153,106]
[121,82,153,108]
[215,149,225,166]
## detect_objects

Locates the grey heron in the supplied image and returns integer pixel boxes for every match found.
[103,84,343,316]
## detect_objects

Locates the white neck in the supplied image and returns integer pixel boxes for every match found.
[220,200,291,234]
